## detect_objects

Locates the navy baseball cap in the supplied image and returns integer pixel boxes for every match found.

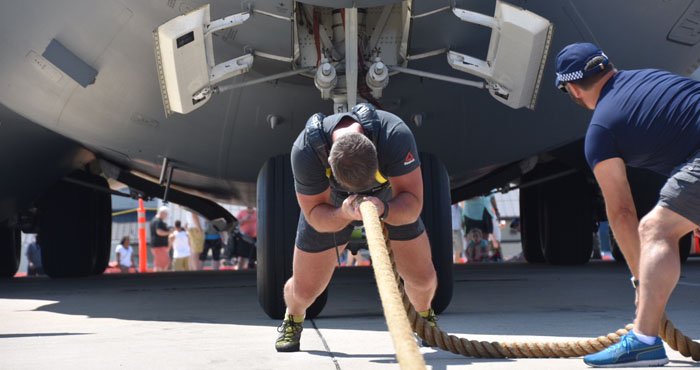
[554,42,609,92]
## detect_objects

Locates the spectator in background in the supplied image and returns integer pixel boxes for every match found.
[25,238,43,276]
[234,206,257,270]
[462,197,491,238]
[201,219,224,270]
[510,217,521,233]
[170,220,191,271]
[506,218,526,262]
[451,203,465,263]
[465,228,489,263]
[598,220,614,261]
[485,195,503,262]
[187,212,205,270]
[115,236,135,273]
[150,206,172,272]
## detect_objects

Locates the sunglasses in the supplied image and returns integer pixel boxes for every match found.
[557,81,568,93]
[557,55,608,94]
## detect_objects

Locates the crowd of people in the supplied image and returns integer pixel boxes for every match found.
[115,205,259,273]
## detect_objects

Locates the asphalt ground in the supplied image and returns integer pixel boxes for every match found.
[1,259,699,369]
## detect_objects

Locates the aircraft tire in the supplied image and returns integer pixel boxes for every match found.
[540,172,593,265]
[257,155,328,320]
[0,221,21,278]
[419,153,453,314]
[38,171,109,277]
[519,185,546,263]
[89,175,112,275]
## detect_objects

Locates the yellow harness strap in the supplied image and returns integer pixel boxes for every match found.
[374,171,388,184]
[325,168,389,184]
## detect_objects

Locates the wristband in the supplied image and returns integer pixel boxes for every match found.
[630,276,639,289]
[380,199,389,221]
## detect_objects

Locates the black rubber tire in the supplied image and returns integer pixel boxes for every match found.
[519,185,546,263]
[90,175,112,275]
[540,172,593,265]
[38,171,110,278]
[0,222,21,278]
[419,153,453,314]
[257,155,328,320]
[680,233,692,262]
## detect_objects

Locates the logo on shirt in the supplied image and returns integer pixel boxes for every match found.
[403,152,415,166]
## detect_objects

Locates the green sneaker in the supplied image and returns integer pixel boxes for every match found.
[275,315,303,352]
[418,308,438,347]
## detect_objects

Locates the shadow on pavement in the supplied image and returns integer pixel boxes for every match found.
[1,261,699,340]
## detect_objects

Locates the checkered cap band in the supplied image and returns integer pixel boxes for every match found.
[556,70,584,83]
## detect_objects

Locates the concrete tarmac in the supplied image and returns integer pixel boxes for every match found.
[1,260,699,369]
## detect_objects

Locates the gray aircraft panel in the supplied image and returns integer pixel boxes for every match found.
[0,104,92,221]
[2,0,700,211]
[228,6,295,60]
[409,1,492,62]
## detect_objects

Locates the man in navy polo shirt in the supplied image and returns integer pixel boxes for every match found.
[556,42,700,367]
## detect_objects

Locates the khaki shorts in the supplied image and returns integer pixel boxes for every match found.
[188,228,205,254]
[172,257,190,271]
[659,150,700,226]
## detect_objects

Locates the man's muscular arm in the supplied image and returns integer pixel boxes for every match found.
[594,157,640,278]
[381,167,423,225]
[297,188,361,233]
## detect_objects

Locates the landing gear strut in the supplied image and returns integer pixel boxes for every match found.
[38,171,112,277]
[0,220,21,278]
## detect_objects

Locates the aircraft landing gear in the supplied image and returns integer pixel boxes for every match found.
[0,220,21,278]
[519,184,545,263]
[539,171,594,265]
[257,155,328,320]
[37,171,112,278]
[256,153,455,318]
[520,167,593,265]
[419,153,453,314]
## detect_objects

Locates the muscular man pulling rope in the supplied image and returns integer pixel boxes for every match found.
[275,104,439,352]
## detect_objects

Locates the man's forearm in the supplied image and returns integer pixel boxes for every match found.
[608,208,641,278]
[307,203,352,233]
[384,192,422,226]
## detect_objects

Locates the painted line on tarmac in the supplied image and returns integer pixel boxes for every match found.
[677,281,700,287]
[311,319,342,370]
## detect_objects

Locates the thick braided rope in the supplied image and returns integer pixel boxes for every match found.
[401,258,700,359]
[660,313,700,361]
[360,201,426,370]
[404,281,630,358]
[360,199,700,360]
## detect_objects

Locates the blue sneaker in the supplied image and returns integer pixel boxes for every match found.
[583,333,668,368]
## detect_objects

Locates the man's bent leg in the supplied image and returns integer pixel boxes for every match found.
[635,206,694,336]
[390,232,437,312]
[284,245,344,316]
[276,245,342,352]
[584,206,691,367]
